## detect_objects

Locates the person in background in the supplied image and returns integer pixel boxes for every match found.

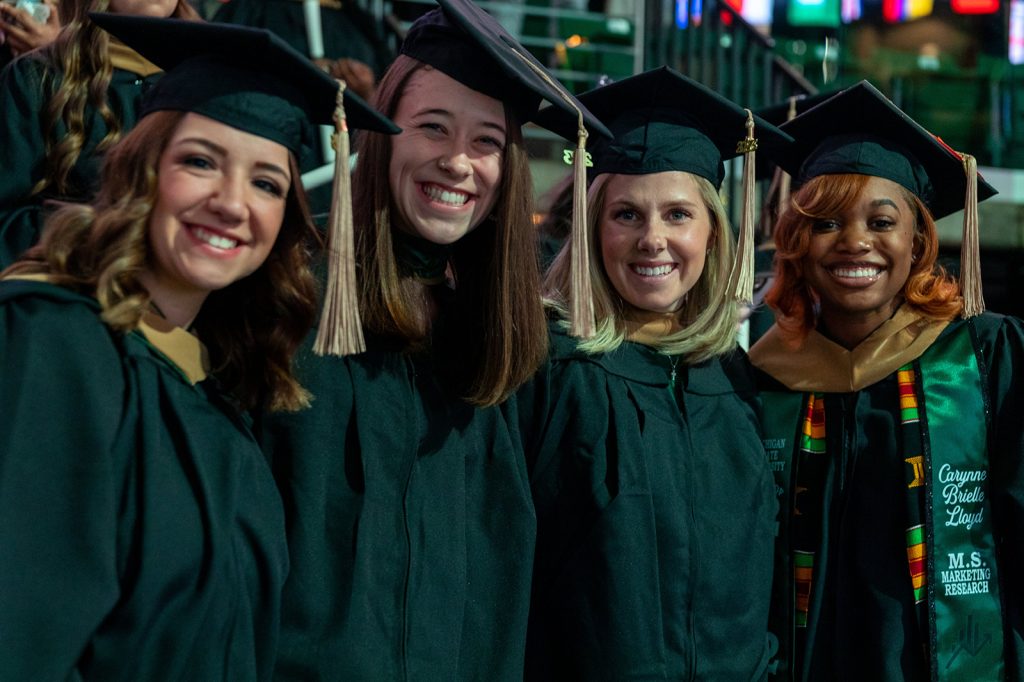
[0,0,61,68]
[259,0,610,679]
[750,81,1022,680]
[213,0,393,102]
[0,14,396,680]
[519,66,787,680]
[0,0,199,267]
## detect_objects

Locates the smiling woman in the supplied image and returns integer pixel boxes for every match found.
[517,67,791,680]
[0,16,396,681]
[257,1,611,679]
[749,81,1024,681]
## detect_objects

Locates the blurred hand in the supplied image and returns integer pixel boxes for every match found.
[314,57,376,101]
[0,0,60,56]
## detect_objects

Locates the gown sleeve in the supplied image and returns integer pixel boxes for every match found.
[978,314,1024,679]
[0,57,51,265]
[0,289,128,680]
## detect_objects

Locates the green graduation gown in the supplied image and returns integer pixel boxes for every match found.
[0,52,160,267]
[0,279,288,681]
[516,325,777,680]
[260,340,536,680]
[750,309,1024,681]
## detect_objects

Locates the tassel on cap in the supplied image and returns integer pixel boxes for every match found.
[959,152,985,318]
[568,114,595,338]
[314,80,366,356]
[505,46,595,337]
[730,110,758,305]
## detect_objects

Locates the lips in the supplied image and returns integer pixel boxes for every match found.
[630,263,677,277]
[187,224,243,251]
[421,182,471,207]
[825,262,884,286]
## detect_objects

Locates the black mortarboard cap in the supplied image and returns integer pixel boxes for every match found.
[400,0,611,141]
[539,67,791,190]
[90,13,400,155]
[778,80,996,220]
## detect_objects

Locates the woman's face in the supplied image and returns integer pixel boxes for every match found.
[802,175,916,335]
[599,171,713,315]
[106,0,177,17]
[144,113,290,312]
[388,67,506,245]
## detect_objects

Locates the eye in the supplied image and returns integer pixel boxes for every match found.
[667,208,691,222]
[253,178,285,198]
[182,155,214,170]
[419,121,446,135]
[812,219,840,233]
[477,135,505,152]
[869,216,896,230]
[613,208,639,222]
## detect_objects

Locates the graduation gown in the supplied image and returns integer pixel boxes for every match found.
[260,340,536,681]
[750,306,1024,681]
[0,47,161,267]
[0,279,288,681]
[517,325,777,680]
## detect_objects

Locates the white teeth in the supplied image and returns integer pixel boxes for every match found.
[632,264,674,276]
[831,266,881,279]
[192,226,238,250]
[424,184,469,206]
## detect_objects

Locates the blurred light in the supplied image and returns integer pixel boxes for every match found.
[952,0,998,13]
[565,34,585,48]
[841,0,862,22]
[1011,0,1024,63]
[789,0,840,27]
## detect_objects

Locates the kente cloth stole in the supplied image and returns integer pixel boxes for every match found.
[761,322,1005,680]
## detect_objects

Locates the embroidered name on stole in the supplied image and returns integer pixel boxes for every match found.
[760,322,1005,680]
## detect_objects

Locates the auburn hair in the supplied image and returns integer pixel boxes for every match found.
[766,173,962,341]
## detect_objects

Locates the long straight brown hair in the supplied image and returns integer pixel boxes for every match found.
[353,55,547,407]
[32,0,200,198]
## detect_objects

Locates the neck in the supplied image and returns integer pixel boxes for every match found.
[138,271,207,329]
[817,299,902,350]
[623,307,683,343]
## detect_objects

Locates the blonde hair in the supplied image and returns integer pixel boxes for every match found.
[544,172,740,363]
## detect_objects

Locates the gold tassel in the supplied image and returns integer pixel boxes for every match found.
[569,113,595,338]
[730,110,758,305]
[313,80,367,355]
[959,152,985,318]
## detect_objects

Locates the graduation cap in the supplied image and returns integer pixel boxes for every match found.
[535,66,792,326]
[91,12,401,356]
[778,80,996,316]
[400,0,611,337]
[753,90,836,242]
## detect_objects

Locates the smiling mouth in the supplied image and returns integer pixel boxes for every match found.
[421,183,471,207]
[828,264,883,280]
[631,263,676,277]
[190,225,240,250]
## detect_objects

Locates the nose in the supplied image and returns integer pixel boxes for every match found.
[835,224,871,253]
[207,172,248,223]
[437,139,472,178]
[636,219,666,253]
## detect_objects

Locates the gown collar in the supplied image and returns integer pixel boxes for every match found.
[749,304,950,392]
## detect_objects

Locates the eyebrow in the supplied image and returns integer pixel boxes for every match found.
[412,108,507,137]
[175,137,291,181]
[870,198,901,210]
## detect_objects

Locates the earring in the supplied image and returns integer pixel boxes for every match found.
[911,253,918,263]
[438,158,449,171]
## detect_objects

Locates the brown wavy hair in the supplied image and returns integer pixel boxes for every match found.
[353,55,547,407]
[766,173,962,341]
[31,0,199,198]
[6,110,320,412]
